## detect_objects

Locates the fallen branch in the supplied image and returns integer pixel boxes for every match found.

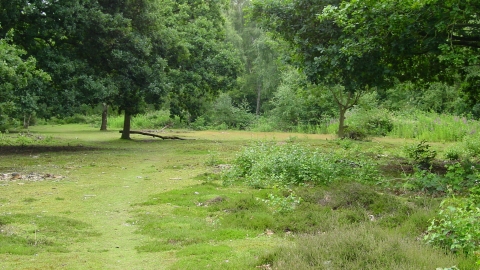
[119,130,186,140]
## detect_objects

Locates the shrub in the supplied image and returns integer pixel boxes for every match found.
[342,126,368,141]
[404,140,437,170]
[443,145,463,161]
[425,195,480,257]
[205,93,255,130]
[389,110,477,142]
[108,110,179,129]
[346,107,394,137]
[405,162,480,194]
[224,141,379,188]
[260,190,302,214]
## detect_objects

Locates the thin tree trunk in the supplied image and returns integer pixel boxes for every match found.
[256,82,262,116]
[23,114,31,129]
[338,107,347,138]
[100,103,108,131]
[121,111,131,139]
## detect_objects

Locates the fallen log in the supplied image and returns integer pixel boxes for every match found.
[119,130,186,140]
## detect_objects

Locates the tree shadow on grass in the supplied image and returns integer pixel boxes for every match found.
[0,145,101,155]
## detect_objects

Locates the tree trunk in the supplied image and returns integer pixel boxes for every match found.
[23,114,31,129]
[338,107,347,138]
[256,82,262,116]
[121,111,131,139]
[100,103,108,131]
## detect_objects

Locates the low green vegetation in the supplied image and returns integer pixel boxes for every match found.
[1,125,479,269]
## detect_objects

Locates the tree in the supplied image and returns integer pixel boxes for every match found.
[161,0,244,123]
[226,0,282,116]
[319,0,480,102]
[0,36,50,131]
[250,0,386,137]
[2,0,242,138]
[1,0,102,120]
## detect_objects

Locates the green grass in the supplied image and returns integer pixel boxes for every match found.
[0,124,477,269]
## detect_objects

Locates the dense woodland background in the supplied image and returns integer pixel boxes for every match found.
[1,0,480,139]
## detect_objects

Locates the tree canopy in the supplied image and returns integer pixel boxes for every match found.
[0,35,50,130]
[0,0,242,138]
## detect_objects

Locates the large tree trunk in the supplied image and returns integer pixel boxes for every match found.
[100,103,108,131]
[121,111,131,139]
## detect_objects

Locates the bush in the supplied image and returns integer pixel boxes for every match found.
[108,110,180,129]
[389,110,477,142]
[346,102,394,137]
[342,126,368,141]
[404,140,437,170]
[405,162,480,194]
[443,145,463,161]
[205,93,255,130]
[224,141,379,188]
[425,195,480,257]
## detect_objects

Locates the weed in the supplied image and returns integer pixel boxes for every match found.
[260,191,301,214]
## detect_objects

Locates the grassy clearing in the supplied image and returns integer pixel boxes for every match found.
[0,125,477,269]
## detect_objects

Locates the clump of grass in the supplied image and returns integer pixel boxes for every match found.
[0,132,56,146]
[0,213,99,255]
[260,224,473,269]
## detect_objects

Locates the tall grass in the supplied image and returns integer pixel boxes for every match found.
[389,110,479,142]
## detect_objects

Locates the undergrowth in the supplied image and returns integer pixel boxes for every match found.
[223,141,379,188]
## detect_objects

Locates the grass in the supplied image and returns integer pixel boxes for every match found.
[0,124,477,269]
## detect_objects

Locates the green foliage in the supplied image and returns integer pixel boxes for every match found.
[107,110,181,130]
[346,107,394,137]
[224,141,379,188]
[390,110,477,142]
[341,126,369,141]
[0,132,56,146]
[425,195,480,257]
[260,190,301,214]
[443,145,463,161]
[267,68,307,130]
[203,93,255,130]
[404,141,437,169]
[405,162,479,194]
[0,38,50,131]
[463,133,480,159]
